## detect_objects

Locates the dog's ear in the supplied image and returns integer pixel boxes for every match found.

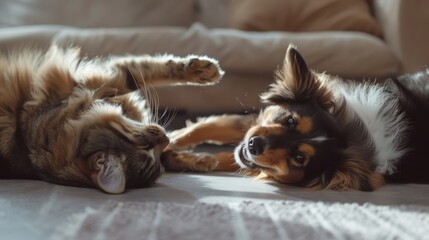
[284,45,313,89]
[261,45,315,102]
[307,152,385,191]
[261,45,334,111]
[325,159,383,191]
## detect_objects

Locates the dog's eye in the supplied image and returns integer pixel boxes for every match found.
[285,116,297,128]
[294,152,306,164]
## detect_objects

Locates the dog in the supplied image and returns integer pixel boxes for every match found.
[162,45,429,191]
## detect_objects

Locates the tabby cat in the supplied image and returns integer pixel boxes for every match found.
[0,45,223,194]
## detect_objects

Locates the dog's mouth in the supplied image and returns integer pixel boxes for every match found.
[234,143,273,171]
[237,144,256,168]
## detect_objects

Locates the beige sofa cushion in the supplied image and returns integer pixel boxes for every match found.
[197,0,231,28]
[0,0,195,28]
[45,24,397,78]
[230,0,382,37]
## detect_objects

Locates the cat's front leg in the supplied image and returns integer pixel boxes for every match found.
[112,54,224,88]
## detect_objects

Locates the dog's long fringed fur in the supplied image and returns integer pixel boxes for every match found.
[165,45,429,191]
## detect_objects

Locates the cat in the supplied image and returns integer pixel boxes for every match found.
[0,45,224,194]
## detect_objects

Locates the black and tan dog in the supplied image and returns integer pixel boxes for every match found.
[163,45,429,191]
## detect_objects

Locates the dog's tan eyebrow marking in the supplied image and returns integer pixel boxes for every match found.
[259,108,274,125]
[298,143,315,158]
[297,116,313,134]
[290,143,315,167]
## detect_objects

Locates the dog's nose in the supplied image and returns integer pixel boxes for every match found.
[248,136,265,155]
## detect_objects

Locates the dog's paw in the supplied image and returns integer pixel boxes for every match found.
[162,150,219,172]
[191,153,219,172]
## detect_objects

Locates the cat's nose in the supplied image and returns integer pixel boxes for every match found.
[248,136,265,155]
[144,124,169,150]
[158,134,170,151]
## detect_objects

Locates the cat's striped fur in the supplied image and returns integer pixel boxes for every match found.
[0,46,223,193]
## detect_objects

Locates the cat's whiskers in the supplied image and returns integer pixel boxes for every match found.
[160,108,177,129]
[149,84,160,124]
[125,66,154,125]
[137,68,159,125]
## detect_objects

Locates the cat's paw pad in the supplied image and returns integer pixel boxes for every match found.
[184,56,224,85]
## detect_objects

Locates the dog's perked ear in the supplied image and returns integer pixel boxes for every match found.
[261,45,334,110]
[283,45,313,93]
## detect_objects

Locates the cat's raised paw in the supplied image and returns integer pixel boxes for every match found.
[178,56,224,85]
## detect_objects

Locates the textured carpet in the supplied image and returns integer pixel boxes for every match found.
[53,200,429,240]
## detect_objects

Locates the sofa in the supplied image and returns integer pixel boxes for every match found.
[0,0,428,114]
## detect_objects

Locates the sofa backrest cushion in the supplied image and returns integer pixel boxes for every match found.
[229,0,382,37]
[196,0,230,28]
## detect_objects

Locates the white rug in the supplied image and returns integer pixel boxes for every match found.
[53,200,429,240]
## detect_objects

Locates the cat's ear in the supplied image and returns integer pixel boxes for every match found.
[91,153,126,194]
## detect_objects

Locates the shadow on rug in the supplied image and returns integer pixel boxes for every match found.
[53,200,429,240]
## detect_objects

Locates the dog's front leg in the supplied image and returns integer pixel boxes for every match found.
[161,150,239,172]
[161,114,257,173]
[167,114,257,151]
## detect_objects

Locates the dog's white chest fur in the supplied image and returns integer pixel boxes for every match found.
[340,84,408,174]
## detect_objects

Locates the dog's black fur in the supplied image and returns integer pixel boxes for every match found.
[383,74,429,183]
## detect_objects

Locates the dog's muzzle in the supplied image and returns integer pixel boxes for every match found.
[234,136,266,169]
